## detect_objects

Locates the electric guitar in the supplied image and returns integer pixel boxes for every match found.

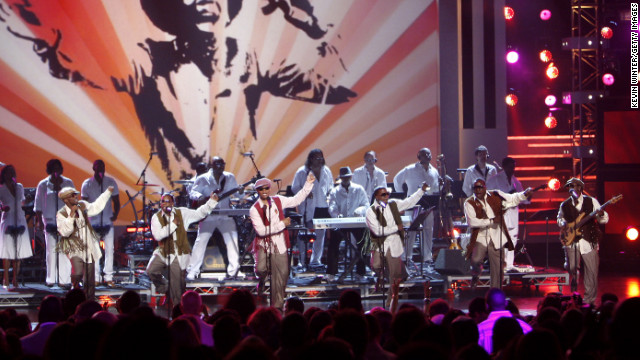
[560,194,623,246]
[191,180,254,210]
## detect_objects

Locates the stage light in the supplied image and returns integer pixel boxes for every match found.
[505,93,518,106]
[504,6,514,20]
[540,9,551,21]
[506,50,519,64]
[545,114,557,129]
[602,73,615,86]
[539,50,552,63]
[545,95,557,106]
[548,178,561,191]
[626,226,639,241]
[601,26,613,39]
[452,228,461,238]
[546,63,559,79]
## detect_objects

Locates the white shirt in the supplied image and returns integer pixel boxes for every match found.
[56,189,113,262]
[190,170,238,209]
[34,176,75,225]
[291,165,333,221]
[464,190,527,249]
[150,198,218,268]
[328,183,369,218]
[486,171,525,232]
[462,163,498,197]
[365,187,425,257]
[393,162,439,195]
[557,194,609,254]
[81,175,119,225]
[352,165,386,199]
[250,181,313,254]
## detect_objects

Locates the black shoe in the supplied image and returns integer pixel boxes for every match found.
[470,276,479,290]
[257,279,265,295]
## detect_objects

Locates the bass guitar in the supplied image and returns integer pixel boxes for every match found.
[192,179,255,210]
[560,194,623,246]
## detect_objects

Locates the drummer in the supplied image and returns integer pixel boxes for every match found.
[187,157,243,280]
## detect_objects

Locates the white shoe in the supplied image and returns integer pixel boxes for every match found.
[186,273,196,281]
[326,274,335,282]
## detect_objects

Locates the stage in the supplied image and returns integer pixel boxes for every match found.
[0,265,571,313]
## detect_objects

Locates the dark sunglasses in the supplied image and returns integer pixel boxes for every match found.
[257,187,270,191]
[379,192,390,197]
[474,185,485,189]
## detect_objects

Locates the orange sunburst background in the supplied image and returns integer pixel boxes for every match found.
[0,0,440,224]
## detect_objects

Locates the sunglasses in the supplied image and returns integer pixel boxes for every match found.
[379,192,390,197]
[474,185,485,189]
[257,187,270,191]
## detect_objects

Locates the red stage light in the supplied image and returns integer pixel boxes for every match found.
[601,26,613,39]
[539,50,552,63]
[626,226,639,241]
[452,229,461,238]
[545,114,557,129]
[602,73,615,86]
[546,63,559,79]
[505,94,518,106]
[504,7,514,20]
[540,9,552,21]
[548,178,561,191]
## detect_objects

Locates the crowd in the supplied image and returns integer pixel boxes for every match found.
[0,286,637,360]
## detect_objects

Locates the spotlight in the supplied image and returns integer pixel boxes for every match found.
[545,114,557,129]
[626,226,639,241]
[601,26,613,39]
[506,93,518,106]
[539,50,552,63]
[548,178,561,191]
[540,9,552,21]
[504,6,514,20]
[602,73,615,86]
[545,95,557,106]
[546,63,559,79]
[506,50,519,64]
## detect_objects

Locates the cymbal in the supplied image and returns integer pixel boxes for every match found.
[173,179,194,185]
[136,183,161,187]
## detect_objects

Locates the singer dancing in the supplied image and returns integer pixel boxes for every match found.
[148,192,218,307]
[557,178,608,305]
[366,182,429,307]
[56,186,114,299]
[464,179,532,289]
[249,173,315,309]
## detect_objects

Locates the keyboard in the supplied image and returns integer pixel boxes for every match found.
[210,209,251,216]
[313,216,412,229]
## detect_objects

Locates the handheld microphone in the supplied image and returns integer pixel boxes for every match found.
[0,161,5,167]
[569,189,579,200]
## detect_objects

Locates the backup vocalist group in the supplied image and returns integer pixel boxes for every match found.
[0,145,608,308]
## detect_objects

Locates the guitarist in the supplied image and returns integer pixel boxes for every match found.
[187,157,243,280]
[487,157,528,272]
[557,177,608,305]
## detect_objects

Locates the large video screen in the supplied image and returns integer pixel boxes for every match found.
[0,0,440,223]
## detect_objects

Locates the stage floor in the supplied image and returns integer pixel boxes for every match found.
[4,266,638,320]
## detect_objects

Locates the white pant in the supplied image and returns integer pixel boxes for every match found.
[94,226,115,282]
[505,227,518,268]
[45,230,71,284]
[309,229,326,265]
[408,211,434,262]
[188,215,239,277]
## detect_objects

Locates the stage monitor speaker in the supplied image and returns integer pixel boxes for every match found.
[203,246,226,271]
[434,249,470,275]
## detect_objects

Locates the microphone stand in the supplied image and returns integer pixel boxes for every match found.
[55,187,60,287]
[498,200,504,290]
[136,152,155,227]
[244,152,263,179]
[266,201,273,307]
[165,210,172,318]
